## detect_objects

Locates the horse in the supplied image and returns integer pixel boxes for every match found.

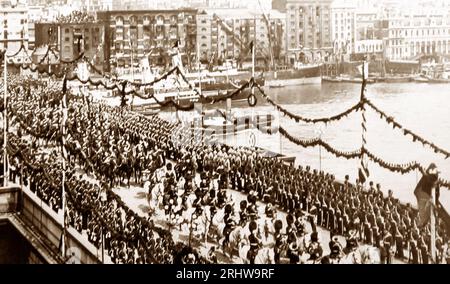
[361,246,381,264]
[238,243,275,264]
[220,225,246,258]
[148,181,164,215]
[340,249,363,264]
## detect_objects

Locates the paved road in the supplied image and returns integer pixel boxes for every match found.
[112,178,406,264]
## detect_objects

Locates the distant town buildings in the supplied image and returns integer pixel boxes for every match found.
[0,0,29,62]
[196,9,285,68]
[330,0,356,56]
[285,0,334,63]
[4,0,450,72]
[34,12,104,68]
[97,9,198,71]
[111,0,272,10]
[375,9,450,60]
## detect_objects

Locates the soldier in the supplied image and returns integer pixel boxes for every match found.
[222,205,236,250]
[323,241,344,264]
[409,239,420,264]
[446,240,450,264]
[287,241,300,264]
[394,225,404,259]
[382,229,395,264]
[273,220,284,264]
[265,203,276,219]
[307,231,323,263]
[419,236,428,264]
[239,200,248,226]
[248,221,261,264]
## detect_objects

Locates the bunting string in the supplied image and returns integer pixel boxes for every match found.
[254,83,363,124]
[365,98,450,159]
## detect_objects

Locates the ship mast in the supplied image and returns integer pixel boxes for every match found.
[197,42,202,95]
[258,0,275,71]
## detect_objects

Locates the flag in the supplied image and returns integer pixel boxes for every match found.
[437,200,450,235]
[414,163,439,227]
[358,166,369,184]
[357,62,369,80]
[173,39,180,49]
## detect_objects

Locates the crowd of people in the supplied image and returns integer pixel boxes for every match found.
[3,76,450,264]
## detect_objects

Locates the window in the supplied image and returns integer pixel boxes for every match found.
[65,37,70,42]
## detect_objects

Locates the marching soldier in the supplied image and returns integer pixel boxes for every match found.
[382,229,395,264]
[307,232,323,263]
[273,220,284,264]
[248,221,261,264]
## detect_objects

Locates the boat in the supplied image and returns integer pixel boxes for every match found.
[263,64,322,87]
[322,76,343,83]
[412,76,429,83]
[194,110,276,135]
[384,76,412,83]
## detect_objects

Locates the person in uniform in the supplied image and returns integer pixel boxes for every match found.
[287,241,300,264]
[419,236,428,264]
[307,232,323,263]
[239,200,248,226]
[445,240,450,264]
[382,229,395,264]
[222,205,236,250]
[273,220,284,264]
[208,246,218,264]
[409,239,420,264]
[394,225,404,259]
[248,221,261,264]
[265,203,276,219]
[323,239,343,264]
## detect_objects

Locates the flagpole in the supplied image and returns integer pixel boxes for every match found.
[360,60,368,188]
[252,41,255,95]
[430,184,437,263]
[61,77,68,259]
[197,42,201,95]
[3,51,8,187]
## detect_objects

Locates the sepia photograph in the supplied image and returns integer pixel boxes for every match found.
[0,0,450,268]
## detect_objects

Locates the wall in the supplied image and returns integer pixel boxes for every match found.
[21,188,102,264]
[0,186,20,213]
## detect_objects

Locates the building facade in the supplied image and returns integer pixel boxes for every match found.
[330,0,356,55]
[376,9,450,60]
[0,0,29,61]
[196,9,285,67]
[97,9,198,71]
[285,0,333,63]
[34,21,104,67]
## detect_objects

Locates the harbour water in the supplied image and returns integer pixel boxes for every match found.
[163,82,450,208]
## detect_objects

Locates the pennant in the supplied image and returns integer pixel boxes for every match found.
[358,166,369,184]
